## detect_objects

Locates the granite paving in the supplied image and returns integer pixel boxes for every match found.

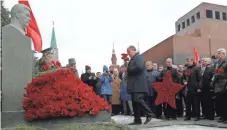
[111,115,227,130]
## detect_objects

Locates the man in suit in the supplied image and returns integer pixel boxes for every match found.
[126,45,155,125]
[200,58,215,120]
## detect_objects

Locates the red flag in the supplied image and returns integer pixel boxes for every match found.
[19,0,42,52]
[193,48,200,64]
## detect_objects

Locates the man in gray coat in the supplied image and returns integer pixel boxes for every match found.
[127,45,155,125]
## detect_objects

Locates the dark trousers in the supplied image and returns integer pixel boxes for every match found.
[215,97,221,117]
[131,93,154,122]
[216,93,227,120]
[102,94,112,104]
[185,92,201,118]
[176,98,184,117]
[155,104,163,118]
[112,105,121,115]
[201,91,214,119]
[163,103,177,119]
[145,96,156,113]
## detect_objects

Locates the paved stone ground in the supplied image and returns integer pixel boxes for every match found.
[111,115,227,130]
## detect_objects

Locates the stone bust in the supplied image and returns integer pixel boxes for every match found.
[7,4,31,35]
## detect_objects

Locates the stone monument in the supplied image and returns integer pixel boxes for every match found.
[1,4,33,127]
[68,58,79,77]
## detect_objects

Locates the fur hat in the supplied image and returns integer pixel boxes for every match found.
[85,65,91,70]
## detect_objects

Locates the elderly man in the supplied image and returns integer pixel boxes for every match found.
[145,61,159,113]
[211,48,227,124]
[127,45,155,125]
[158,58,179,120]
[200,58,215,120]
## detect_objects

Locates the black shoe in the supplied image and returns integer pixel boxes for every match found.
[172,117,177,120]
[223,120,227,124]
[194,118,200,121]
[218,118,224,122]
[184,117,191,121]
[207,117,214,120]
[200,116,207,119]
[144,116,153,124]
[128,122,142,125]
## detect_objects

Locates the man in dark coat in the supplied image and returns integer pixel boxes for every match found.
[211,48,227,124]
[200,58,215,120]
[81,65,96,88]
[183,58,201,121]
[127,45,155,125]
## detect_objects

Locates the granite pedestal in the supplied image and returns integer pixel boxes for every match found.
[1,25,33,127]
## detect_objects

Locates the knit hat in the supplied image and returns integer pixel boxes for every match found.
[85,65,91,70]
[103,65,108,71]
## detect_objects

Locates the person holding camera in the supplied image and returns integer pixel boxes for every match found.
[100,65,113,104]
[81,65,96,89]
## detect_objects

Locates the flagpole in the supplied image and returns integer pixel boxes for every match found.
[209,37,212,57]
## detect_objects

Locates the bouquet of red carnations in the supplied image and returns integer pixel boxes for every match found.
[22,69,111,120]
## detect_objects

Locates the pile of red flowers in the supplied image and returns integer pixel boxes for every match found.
[22,69,111,121]
[41,60,62,71]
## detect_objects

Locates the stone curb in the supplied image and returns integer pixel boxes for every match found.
[129,120,227,129]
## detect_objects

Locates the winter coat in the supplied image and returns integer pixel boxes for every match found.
[212,57,227,93]
[111,76,121,104]
[120,79,132,101]
[146,69,159,96]
[100,73,113,95]
[127,53,148,94]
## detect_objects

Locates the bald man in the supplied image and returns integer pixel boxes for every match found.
[157,58,179,120]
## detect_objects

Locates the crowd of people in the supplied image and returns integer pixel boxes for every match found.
[80,46,227,125]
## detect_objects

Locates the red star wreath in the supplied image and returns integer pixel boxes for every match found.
[152,71,183,109]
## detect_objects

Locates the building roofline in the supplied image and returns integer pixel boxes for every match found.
[141,35,174,54]
[176,2,227,22]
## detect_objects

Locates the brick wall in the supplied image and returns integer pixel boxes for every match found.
[143,36,174,65]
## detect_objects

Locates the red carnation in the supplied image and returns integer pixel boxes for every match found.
[121,53,129,62]
[52,60,62,68]
[42,64,50,70]
[215,68,224,74]
[184,71,191,76]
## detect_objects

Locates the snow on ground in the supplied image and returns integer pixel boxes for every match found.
[111,115,227,130]
[111,115,161,125]
[139,125,226,130]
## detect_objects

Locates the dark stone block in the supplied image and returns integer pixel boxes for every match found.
[1,111,111,130]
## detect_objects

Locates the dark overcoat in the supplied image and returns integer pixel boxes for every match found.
[127,53,148,94]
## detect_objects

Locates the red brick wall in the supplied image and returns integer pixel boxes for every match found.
[143,36,174,65]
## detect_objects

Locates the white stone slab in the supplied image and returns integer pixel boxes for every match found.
[140,125,226,130]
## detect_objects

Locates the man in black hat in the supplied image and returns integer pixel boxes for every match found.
[37,48,54,71]
[81,65,96,89]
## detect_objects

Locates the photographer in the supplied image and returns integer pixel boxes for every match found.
[81,65,96,89]
[100,65,113,104]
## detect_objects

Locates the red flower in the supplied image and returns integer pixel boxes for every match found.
[184,71,191,76]
[42,64,50,70]
[121,53,129,62]
[22,69,110,120]
[215,68,224,74]
[52,60,62,68]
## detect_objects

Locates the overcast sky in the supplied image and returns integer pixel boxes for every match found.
[4,0,227,74]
